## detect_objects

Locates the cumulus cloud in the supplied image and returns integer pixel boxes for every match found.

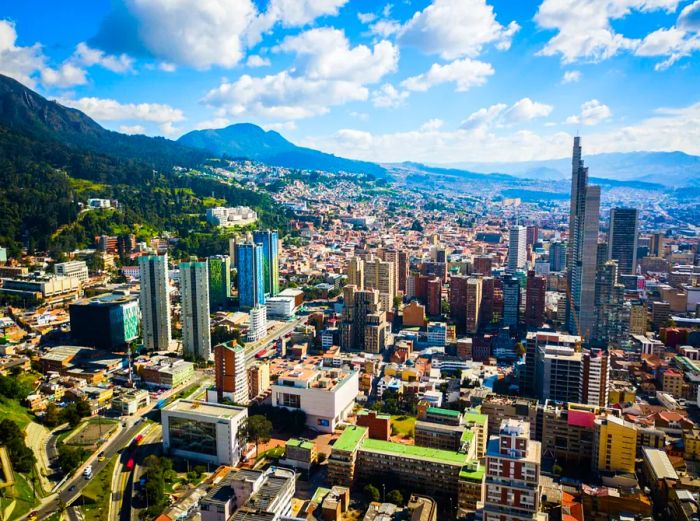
[565,99,612,126]
[369,19,402,38]
[371,83,409,108]
[73,42,133,73]
[246,55,271,68]
[401,58,494,92]
[461,98,553,129]
[118,124,146,134]
[562,70,581,83]
[634,27,700,69]
[56,96,185,127]
[399,0,519,59]
[40,63,87,88]
[262,121,297,132]
[193,117,231,130]
[679,0,700,31]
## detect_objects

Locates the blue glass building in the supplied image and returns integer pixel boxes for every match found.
[253,230,280,296]
[236,241,265,309]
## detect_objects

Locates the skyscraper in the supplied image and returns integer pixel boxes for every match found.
[582,348,610,407]
[449,275,469,331]
[549,241,566,272]
[236,241,265,309]
[607,208,639,276]
[346,256,364,289]
[465,277,482,334]
[214,341,248,405]
[508,225,527,272]
[340,285,387,352]
[566,137,601,339]
[649,232,665,258]
[208,255,231,311]
[593,260,628,347]
[525,270,546,329]
[139,254,172,351]
[363,255,395,312]
[253,230,280,296]
[180,261,212,360]
[502,274,520,328]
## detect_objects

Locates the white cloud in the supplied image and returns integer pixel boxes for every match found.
[371,83,409,108]
[370,19,402,37]
[0,20,53,88]
[262,121,297,132]
[399,0,519,59]
[562,70,581,83]
[73,42,133,73]
[119,124,146,134]
[278,28,398,83]
[357,12,377,23]
[250,0,349,43]
[535,0,682,64]
[203,71,368,120]
[159,62,176,72]
[56,96,185,125]
[401,58,494,92]
[419,118,444,131]
[246,55,271,68]
[40,63,87,88]
[634,27,700,69]
[679,0,700,31]
[565,99,612,126]
[460,98,552,130]
[350,111,369,121]
[193,117,231,130]
[300,100,700,163]
[159,121,181,136]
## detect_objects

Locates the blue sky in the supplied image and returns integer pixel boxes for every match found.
[2,0,700,163]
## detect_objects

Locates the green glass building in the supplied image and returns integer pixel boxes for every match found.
[208,256,231,311]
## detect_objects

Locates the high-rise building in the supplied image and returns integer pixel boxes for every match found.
[465,278,482,334]
[508,225,527,272]
[582,348,610,407]
[537,344,583,403]
[502,274,520,328]
[426,277,442,316]
[483,420,542,521]
[548,242,566,272]
[69,292,140,351]
[592,415,637,474]
[522,331,582,398]
[208,256,231,311]
[340,285,388,352]
[236,241,265,309]
[253,230,280,296]
[566,137,601,340]
[139,254,172,351]
[607,208,639,276]
[214,341,248,405]
[364,255,395,312]
[480,276,496,329]
[649,232,665,258]
[247,305,268,342]
[397,250,410,294]
[629,303,648,335]
[473,255,493,276]
[346,256,364,290]
[526,225,539,247]
[525,271,546,329]
[594,260,628,346]
[449,275,469,331]
[180,261,212,360]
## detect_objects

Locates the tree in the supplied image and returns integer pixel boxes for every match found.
[245,415,273,455]
[56,444,86,474]
[364,484,380,502]
[61,403,81,428]
[393,296,402,310]
[386,489,404,506]
[0,419,36,473]
[410,219,423,232]
[43,403,62,428]
[75,398,92,418]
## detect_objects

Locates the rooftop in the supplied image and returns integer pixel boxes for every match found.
[426,406,461,418]
[165,399,247,420]
[362,438,469,465]
[332,425,368,452]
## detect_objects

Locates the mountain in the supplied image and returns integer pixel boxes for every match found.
[435,150,700,188]
[0,74,206,169]
[178,123,386,176]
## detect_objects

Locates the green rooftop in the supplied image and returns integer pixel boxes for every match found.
[459,463,485,481]
[460,430,475,444]
[357,409,390,420]
[361,438,469,465]
[463,412,488,426]
[287,438,315,450]
[311,487,331,504]
[427,407,461,418]
[332,426,368,452]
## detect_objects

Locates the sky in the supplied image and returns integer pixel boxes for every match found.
[1,0,700,164]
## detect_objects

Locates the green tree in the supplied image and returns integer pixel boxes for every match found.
[61,403,81,428]
[75,398,92,418]
[44,403,62,428]
[386,489,404,505]
[56,444,86,474]
[245,415,273,454]
[0,419,36,472]
[364,483,380,502]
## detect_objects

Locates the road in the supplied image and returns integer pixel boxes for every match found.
[244,316,307,364]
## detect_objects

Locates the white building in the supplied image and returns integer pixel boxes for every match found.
[87,198,111,209]
[266,295,296,318]
[508,225,527,272]
[54,260,89,282]
[180,261,212,360]
[162,399,247,465]
[247,305,268,342]
[538,345,583,403]
[206,206,257,227]
[139,255,172,351]
[271,366,359,433]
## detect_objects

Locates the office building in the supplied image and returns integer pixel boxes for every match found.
[364,255,396,312]
[69,291,139,351]
[465,277,482,334]
[582,348,609,407]
[483,420,542,521]
[271,365,358,433]
[525,271,545,329]
[162,399,247,465]
[426,277,442,316]
[340,285,388,352]
[629,303,648,335]
[397,250,410,293]
[139,254,172,351]
[180,261,212,360]
[54,260,89,283]
[214,342,248,405]
[253,230,280,296]
[449,275,469,332]
[473,255,493,276]
[523,331,580,398]
[549,241,566,272]
[592,415,637,474]
[537,344,583,403]
[247,304,268,342]
[608,208,639,276]
[508,225,527,272]
[208,256,231,311]
[566,137,601,339]
[594,260,628,347]
[649,232,665,258]
[0,274,81,305]
[236,241,265,309]
[346,256,364,289]
[265,295,296,319]
[502,274,520,328]
[140,357,194,389]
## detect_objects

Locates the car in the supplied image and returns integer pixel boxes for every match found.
[69,485,76,492]
[28,511,38,521]
[98,451,105,462]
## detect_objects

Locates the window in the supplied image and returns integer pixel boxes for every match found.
[279,392,301,408]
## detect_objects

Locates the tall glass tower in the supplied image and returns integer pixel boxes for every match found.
[236,241,265,309]
[253,230,279,296]
[138,254,172,351]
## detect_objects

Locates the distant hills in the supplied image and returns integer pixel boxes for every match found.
[435,150,700,188]
[178,123,386,176]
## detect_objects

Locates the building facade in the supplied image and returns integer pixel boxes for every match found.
[139,254,172,351]
[180,261,212,360]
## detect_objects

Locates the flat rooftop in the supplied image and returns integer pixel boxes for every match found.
[333,426,368,452]
[164,399,246,419]
[362,438,469,466]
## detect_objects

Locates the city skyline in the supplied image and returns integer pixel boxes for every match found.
[1,0,700,163]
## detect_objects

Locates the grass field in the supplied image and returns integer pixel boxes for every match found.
[65,418,118,447]
[390,415,416,437]
[80,455,117,521]
[2,471,40,521]
[0,397,34,430]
